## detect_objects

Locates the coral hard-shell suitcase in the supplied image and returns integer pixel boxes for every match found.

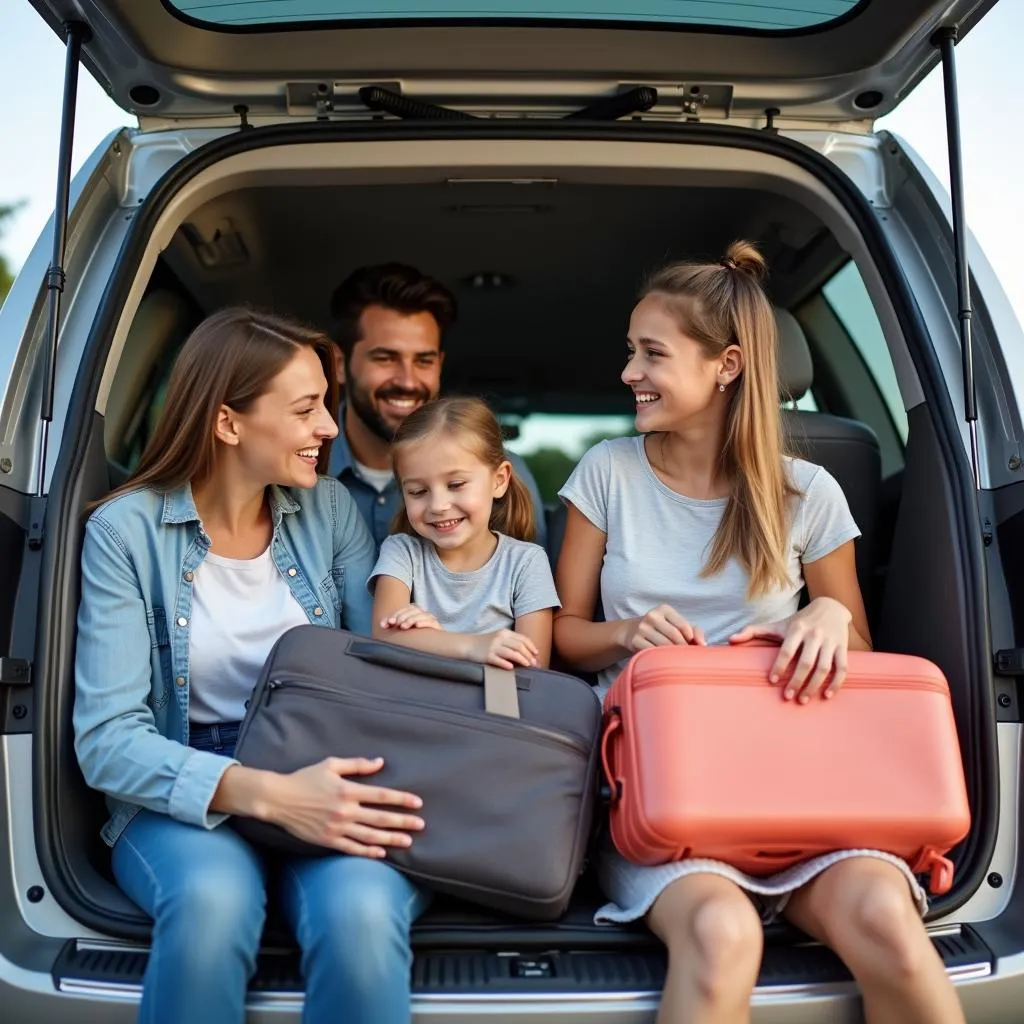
[601,643,970,894]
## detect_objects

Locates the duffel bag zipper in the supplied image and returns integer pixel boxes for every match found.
[265,677,594,757]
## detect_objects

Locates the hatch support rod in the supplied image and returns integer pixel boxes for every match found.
[934,26,980,490]
[36,21,88,499]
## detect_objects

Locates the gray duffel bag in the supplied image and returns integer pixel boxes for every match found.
[231,625,602,921]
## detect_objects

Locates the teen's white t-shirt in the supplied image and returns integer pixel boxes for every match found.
[558,436,860,696]
[188,546,308,724]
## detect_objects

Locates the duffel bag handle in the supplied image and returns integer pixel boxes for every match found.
[348,640,520,718]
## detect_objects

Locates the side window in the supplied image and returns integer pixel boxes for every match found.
[821,262,909,443]
[791,391,819,413]
[503,413,635,505]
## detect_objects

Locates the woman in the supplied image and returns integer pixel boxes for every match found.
[553,243,964,1024]
[74,307,428,1024]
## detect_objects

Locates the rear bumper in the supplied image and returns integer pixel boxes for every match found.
[1,935,1002,1024]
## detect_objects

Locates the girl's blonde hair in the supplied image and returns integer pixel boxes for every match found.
[390,397,536,542]
[642,240,799,598]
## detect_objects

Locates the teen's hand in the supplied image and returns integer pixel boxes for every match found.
[728,596,853,702]
[617,605,707,653]
[380,604,442,632]
[264,757,425,859]
[469,629,539,670]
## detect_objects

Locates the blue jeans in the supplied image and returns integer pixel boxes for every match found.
[111,722,431,1024]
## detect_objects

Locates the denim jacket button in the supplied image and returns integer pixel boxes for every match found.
[177,616,188,627]
[175,676,185,687]
[377,495,387,506]
[313,607,323,617]
[287,567,297,577]
[183,571,194,582]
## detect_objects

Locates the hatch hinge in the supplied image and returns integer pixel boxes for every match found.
[649,83,733,122]
[286,81,399,118]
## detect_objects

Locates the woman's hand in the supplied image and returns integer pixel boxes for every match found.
[262,757,425,859]
[617,604,707,653]
[380,603,442,632]
[468,629,539,670]
[729,596,853,702]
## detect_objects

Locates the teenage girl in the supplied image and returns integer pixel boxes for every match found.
[553,244,965,1024]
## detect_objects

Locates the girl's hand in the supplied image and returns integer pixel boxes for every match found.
[264,757,425,859]
[380,604,442,632]
[729,596,853,702]
[617,604,707,653]
[469,629,539,670]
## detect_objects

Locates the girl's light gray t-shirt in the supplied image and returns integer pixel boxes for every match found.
[369,532,560,633]
[558,435,860,695]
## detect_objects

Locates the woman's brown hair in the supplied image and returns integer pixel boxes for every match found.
[389,397,536,542]
[98,307,338,506]
[642,240,798,598]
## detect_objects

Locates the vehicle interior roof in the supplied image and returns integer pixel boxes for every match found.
[160,181,846,413]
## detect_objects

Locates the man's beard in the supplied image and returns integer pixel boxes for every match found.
[347,377,434,443]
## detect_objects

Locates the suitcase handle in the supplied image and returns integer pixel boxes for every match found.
[347,640,522,717]
[912,848,956,895]
[601,708,623,805]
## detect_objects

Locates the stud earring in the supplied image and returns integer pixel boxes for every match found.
[718,382,726,392]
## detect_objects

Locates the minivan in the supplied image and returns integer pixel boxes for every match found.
[3,1,1024,1020]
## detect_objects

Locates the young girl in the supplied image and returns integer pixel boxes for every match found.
[370,397,560,669]
[553,244,965,1024]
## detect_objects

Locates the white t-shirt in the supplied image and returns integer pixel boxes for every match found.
[188,546,309,724]
[558,436,860,695]
[353,458,395,494]
[369,532,560,633]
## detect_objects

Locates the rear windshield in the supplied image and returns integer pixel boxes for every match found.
[168,1,865,32]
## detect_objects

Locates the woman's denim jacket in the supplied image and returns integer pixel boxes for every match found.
[73,477,376,847]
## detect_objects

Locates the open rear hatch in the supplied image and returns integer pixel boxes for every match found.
[29,0,997,126]
[19,0,1001,1008]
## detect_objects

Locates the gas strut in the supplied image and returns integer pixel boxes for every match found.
[934,26,980,491]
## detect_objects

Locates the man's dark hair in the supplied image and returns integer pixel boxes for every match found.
[330,263,457,356]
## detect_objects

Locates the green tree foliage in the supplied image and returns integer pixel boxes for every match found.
[522,426,636,505]
[0,202,24,306]
[522,447,578,505]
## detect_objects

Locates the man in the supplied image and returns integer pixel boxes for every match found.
[328,263,546,552]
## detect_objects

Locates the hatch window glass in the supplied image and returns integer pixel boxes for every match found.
[822,261,909,442]
[169,1,864,32]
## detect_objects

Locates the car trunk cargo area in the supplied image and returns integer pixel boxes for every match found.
[27,123,996,1003]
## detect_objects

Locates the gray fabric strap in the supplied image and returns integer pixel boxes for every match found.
[483,666,520,719]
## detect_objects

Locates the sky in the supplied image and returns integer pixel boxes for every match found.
[1,1,1022,332]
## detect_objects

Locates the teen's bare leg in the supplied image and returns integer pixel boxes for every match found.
[646,873,763,1024]
[784,857,965,1024]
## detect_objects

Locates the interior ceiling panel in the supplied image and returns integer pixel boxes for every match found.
[165,182,832,409]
